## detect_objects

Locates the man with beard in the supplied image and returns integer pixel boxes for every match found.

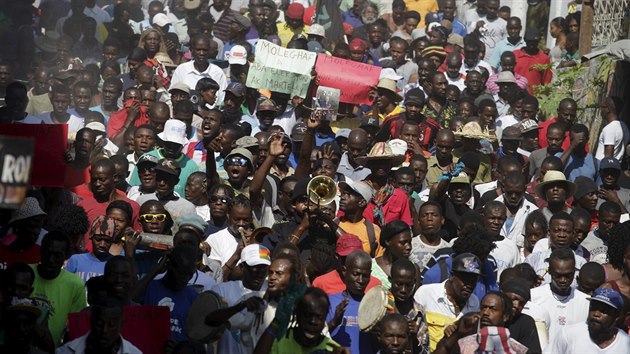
[546,287,630,353]
[171,34,227,106]
[494,171,538,248]
[415,253,481,351]
[530,248,589,346]
[326,250,376,353]
[423,72,456,128]
[137,158,196,226]
[30,231,87,346]
[349,1,380,41]
[460,70,492,102]
[209,244,271,353]
[134,245,199,342]
[445,53,466,92]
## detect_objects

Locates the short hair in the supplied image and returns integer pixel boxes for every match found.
[500,51,516,61]
[296,287,330,314]
[497,155,520,171]
[271,241,300,259]
[549,247,575,264]
[512,263,539,284]
[579,262,605,283]
[547,123,566,136]
[463,36,482,50]
[503,170,527,186]
[196,77,220,92]
[478,99,497,112]
[209,184,235,199]
[600,201,622,215]
[484,200,506,214]
[521,95,539,108]
[136,124,156,137]
[379,313,408,331]
[541,155,563,171]
[104,255,133,275]
[550,211,573,225]
[570,123,588,135]
[5,262,35,284]
[419,200,442,216]
[41,230,72,256]
[395,166,414,179]
[102,77,123,92]
[391,258,416,277]
[410,154,427,164]
[607,222,630,270]
[405,10,420,22]
[389,36,408,49]
[229,194,253,212]
[379,220,410,248]
[458,210,485,229]
[106,200,133,223]
[92,157,115,172]
[525,209,548,231]
[51,84,70,96]
[91,296,125,321]
[46,204,89,240]
[452,223,496,259]
[459,151,481,171]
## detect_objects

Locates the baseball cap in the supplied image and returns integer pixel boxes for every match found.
[405,88,425,106]
[184,0,201,10]
[178,214,208,234]
[501,126,522,141]
[155,158,181,177]
[257,98,277,112]
[336,233,364,256]
[9,197,46,225]
[169,83,190,95]
[360,116,380,130]
[588,287,624,310]
[137,154,159,167]
[152,13,171,27]
[228,45,248,65]
[286,3,304,20]
[235,136,259,149]
[85,121,106,133]
[232,14,252,30]
[90,215,116,238]
[291,122,308,142]
[452,253,482,275]
[518,119,540,133]
[241,244,271,266]
[388,139,407,156]
[307,24,325,37]
[349,38,367,51]
[335,128,351,139]
[450,172,470,185]
[225,148,254,167]
[339,179,375,202]
[224,82,246,97]
[158,119,188,146]
[600,157,621,171]
[307,40,324,53]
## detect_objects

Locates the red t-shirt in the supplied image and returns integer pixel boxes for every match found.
[312,269,382,295]
[513,49,552,94]
[107,101,149,139]
[538,117,589,151]
[0,243,40,269]
[77,195,141,252]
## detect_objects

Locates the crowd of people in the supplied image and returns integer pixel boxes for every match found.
[1,0,629,353]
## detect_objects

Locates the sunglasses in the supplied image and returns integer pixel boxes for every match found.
[140,213,167,222]
[210,195,231,204]
[225,156,249,167]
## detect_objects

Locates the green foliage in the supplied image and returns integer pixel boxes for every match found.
[531,56,616,118]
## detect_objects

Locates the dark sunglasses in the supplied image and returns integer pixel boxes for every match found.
[225,156,249,167]
[210,195,231,204]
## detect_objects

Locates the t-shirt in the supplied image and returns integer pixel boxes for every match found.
[128,149,199,197]
[142,278,199,342]
[530,284,589,347]
[30,265,87,346]
[338,218,383,257]
[580,230,608,264]
[525,247,587,286]
[65,252,110,283]
[312,269,382,295]
[544,322,630,354]
[409,236,449,272]
[271,328,340,354]
[203,227,239,266]
[508,313,542,354]
[154,269,216,292]
[595,120,630,161]
[479,17,508,62]
[327,292,376,354]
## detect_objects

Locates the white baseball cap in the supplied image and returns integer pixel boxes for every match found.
[307,24,326,37]
[379,68,403,81]
[158,119,188,146]
[152,13,171,27]
[241,244,271,266]
[228,45,248,65]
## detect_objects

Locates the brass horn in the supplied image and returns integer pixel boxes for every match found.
[307,175,337,206]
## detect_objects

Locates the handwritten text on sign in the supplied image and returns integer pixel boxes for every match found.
[0,124,68,187]
[315,55,382,105]
[0,135,34,209]
[246,40,317,98]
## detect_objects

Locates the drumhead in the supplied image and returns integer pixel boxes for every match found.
[187,290,228,343]
[358,285,389,332]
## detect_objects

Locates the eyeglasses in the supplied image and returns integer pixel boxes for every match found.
[140,213,167,222]
[225,156,249,167]
[210,195,231,204]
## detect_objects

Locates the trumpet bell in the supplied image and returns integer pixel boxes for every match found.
[307,175,337,206]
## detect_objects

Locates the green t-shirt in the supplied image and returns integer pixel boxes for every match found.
[30,265,87,346]
[271,329,340,354]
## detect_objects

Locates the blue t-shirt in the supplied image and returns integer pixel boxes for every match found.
[422,255,499,300]
[65,252,110,283]
[142,278,199,342]
[554,151,597,182]
[326,292,376,354]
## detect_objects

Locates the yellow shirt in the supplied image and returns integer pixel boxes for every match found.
[338,218,384,257]
[404,0,439,28]
[377,105,405,124]
[276,23,310,47]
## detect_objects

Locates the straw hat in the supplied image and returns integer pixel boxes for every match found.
[355,141,405,166]
[155,52,177,67]
[453,121,497,142]
[534,170,576,199]
[376,78,403,102]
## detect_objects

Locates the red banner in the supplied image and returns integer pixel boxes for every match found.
[315,54,381,105]
[0,124,68,187]
[68,305,171,354]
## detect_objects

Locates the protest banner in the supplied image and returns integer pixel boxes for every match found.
[68,305,171,354]
[246,40,317,98]
[314,54,382,105]
[0,124,68,187]
[0,135,35,209]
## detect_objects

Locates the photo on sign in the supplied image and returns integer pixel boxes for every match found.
[314,86,340,121]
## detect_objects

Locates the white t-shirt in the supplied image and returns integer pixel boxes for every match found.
[203,228,238,266]
[479,17,508,62]
[595,120,630,161]
[195,204,210,222]
[409,236,450,272]
[530,284,589,348]
[544,321,630,354]
[155,269,216,292]
[450,235,520,276]
[446,74,466,92]
[495,114,520,141]
[414,280,480,320]
[580,230,608,264]
[525,247,587,286]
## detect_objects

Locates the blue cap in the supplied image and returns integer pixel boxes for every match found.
[588,287,624,310]
[599,157,621,171]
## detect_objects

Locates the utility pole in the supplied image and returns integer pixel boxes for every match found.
[579,0,595,57]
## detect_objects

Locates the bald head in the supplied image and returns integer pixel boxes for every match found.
[348,128,368,144]
[346,249,371,268]
[436,128,455,142]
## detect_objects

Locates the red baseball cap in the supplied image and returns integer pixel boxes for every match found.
[286,3,305,20]
[336,233,364,256]
[349,38,366,51]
